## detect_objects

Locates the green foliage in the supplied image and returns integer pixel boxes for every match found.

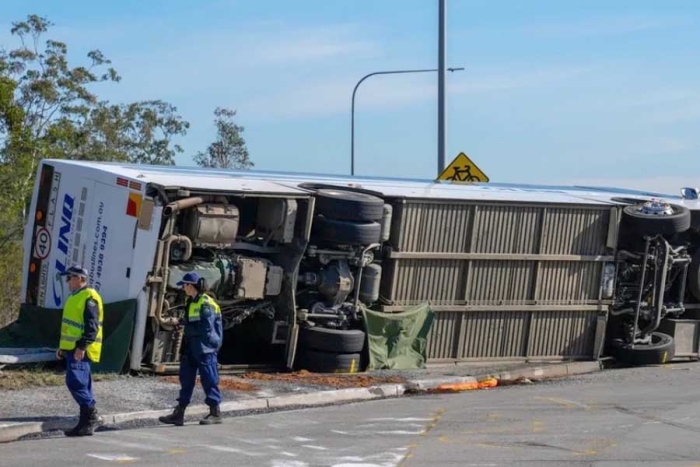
[0,14,190,323]
[194,107,253,170]
[0,15,190,216]
[0,242,23,328]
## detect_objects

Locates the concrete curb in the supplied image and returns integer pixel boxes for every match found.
[0,360,601,444]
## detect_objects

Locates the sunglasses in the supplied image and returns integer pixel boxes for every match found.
[65,275,78,282]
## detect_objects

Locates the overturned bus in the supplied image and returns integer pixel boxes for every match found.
[16,159,700,372]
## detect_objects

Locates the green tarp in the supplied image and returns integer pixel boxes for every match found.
[0,299,137,373]
[362,302,435,370]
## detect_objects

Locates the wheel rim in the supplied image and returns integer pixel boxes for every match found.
[636,198,675,216]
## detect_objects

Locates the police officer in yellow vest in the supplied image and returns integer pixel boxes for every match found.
[159,272,224,426]
[56,265,104,437]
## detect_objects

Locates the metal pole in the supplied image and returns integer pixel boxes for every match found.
[351,67,464,176]
[438,0,447,175]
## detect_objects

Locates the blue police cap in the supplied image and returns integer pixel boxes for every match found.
[176,272,201,287]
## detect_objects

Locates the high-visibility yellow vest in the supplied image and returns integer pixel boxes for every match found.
[59,288,104,363]
[187,294,221,325]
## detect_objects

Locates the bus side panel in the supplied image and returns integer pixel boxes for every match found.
[24,163,146,309]
[83,181,141,303]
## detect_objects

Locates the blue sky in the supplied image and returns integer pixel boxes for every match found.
[3,1,700,193]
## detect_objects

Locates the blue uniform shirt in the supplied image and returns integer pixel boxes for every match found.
[183,294,223,357]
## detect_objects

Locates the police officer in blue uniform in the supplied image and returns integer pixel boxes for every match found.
[56,265,105,437]
[159,272,224,426]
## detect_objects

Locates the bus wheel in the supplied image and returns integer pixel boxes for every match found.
[299,326,366,353]
[609,332,675,366]
[296,349,362,373]
[621,202,690,237]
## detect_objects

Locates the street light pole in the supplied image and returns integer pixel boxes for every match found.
[438,0,447,176]
[351,67,464,176]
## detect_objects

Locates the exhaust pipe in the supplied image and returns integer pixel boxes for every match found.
[163,196,205,217]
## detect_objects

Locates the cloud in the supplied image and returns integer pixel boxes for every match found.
[245,24,379,65]
[88,21,381,103]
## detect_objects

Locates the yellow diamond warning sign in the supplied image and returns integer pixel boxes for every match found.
[437,152,489,183]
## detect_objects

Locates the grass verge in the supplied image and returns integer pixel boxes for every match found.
[0,367,118,390]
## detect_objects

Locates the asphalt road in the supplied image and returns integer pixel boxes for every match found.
[4,363,700,466]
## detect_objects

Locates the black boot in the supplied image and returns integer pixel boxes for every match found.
[159,405,186,426]
[64,406,91,437]
[85,406,104,434]
[200,405,222,425]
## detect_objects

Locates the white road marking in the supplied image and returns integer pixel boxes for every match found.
[88,438,164,451]
[301,444,328,451]
[280,451,298,457]
[292,436,313,442]
[357,423,425,429]
[331,451,405,467]
[86,454,139,462]
[238,437,283,446]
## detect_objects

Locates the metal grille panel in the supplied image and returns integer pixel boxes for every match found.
[537,262,601,304]
[458,311,528,359]
[467,260,536,305]
[528,310,598,357]
[382,199,613,362]
[472,205,541,254]
[389,259,465,305]
[392,202,472,252]
[541,207,610,256]
[426,312,461,360]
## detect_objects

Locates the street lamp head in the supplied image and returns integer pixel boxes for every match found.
[351,66,465,176]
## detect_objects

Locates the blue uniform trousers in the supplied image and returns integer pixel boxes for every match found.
[64,351,96,408]
[177,346,222,407]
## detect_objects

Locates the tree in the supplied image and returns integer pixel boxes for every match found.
[0,15,189,324]
[194,107,252,170]
[0,15,189,220]
[45,100,189,165]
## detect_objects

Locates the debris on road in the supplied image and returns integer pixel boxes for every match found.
[498,376,534,386]
[241,370,407,389]
[429,377,499,393]
[163,376,259,392]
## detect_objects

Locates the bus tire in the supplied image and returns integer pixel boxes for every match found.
[315,189,385,222]
[312,216,381,246]
[609,332,675,366]
[621,204,690,237]
[296,349,362,373]
[299,326,366,353]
